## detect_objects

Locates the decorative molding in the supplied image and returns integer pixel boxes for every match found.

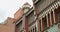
[39,1,60,19]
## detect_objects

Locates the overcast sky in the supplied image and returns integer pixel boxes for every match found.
[0,0,33,23]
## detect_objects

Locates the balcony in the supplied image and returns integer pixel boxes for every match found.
[42,21,60,32]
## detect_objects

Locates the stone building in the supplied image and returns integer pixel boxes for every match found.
[32,0,60,32]
[1,0,60,32]
[15,2,39,32]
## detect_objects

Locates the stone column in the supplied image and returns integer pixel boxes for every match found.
[37,18,41,32]
[36,20,38,32]
[52,10,56,23]
[46,14,49,27]
[49,12,52,25]
[41,18,43,31]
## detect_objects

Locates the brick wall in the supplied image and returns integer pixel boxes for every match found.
[0,17,16,32]
[14,8,24,20]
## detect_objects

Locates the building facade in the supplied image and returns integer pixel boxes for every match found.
[32,0,60,32]
[15,2,39,32]
[0,0,60,32]
[0,17,16,32]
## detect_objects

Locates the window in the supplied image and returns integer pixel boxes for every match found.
[27,11,35,25]
[51,12,54,24]
[55,8,60,22]
[42,16,47,30]
[16,20,23,32]
[48,14,50,27]
[39,20,41,31]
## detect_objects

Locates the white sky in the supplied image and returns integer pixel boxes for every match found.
[0,0,33,23]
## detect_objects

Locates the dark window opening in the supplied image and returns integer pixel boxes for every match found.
[27,11,35,25]
[51,12,54,24]
[54,8,60,22]
[48,14,50,27]
[39,20,41,31]
[33,28,34,32]
[42,16,47,30]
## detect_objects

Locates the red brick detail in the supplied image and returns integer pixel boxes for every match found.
[14,8,24,21]
[25,17,28,32]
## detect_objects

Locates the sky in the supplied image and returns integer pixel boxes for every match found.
[0,0,33,23]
